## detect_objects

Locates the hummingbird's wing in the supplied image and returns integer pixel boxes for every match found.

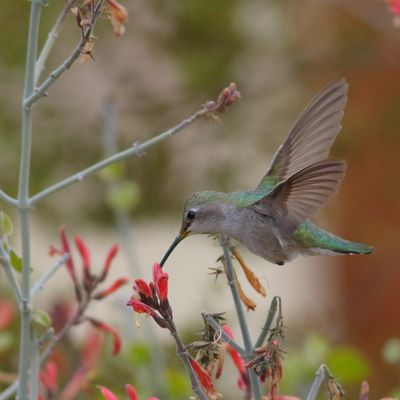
[253,159,346,235]
[257,79,348,191]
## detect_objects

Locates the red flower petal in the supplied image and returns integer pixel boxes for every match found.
[389,0,400,15]
[152,262,169,301]
[156,274,168,301]
[94,277,129,300]
[189,357,216,395]
[134,278,153,298]
[89,319,121,355]
[152,263,162,283]
[125,384,138,400]
[74,235,90,271]
[0,300,14,329]
[59,226,78,285]
[127,298,156,317]
[98,385,119,400]
[99,244,119,281]
[40,361,58,392]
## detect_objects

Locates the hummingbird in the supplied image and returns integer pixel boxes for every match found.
[160,79,374,267]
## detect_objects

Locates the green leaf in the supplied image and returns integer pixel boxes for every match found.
[0,211,13,236]
[32,309,52,329]
[9,249,22,273]
[106,181,141,212]
[383,338,400,364]
[129,342,151,365]
[327,346,371,384]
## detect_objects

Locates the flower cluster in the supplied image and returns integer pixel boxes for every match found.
[98,384,159,400]
[127,263,219,398]
[49,226,127,356]
[127,262,171,328]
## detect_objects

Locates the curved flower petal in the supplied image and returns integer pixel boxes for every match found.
[134,278,153,299]
[98,385,119,400]
[189,357,216,395]
[89,319,121,355]
[125,384,138,400]
[94,277,129,300]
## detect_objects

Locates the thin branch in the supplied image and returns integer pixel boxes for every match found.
[29,106,210,205]
[168,320,208,400]
[25,0,106,108]
[17,0,43,396]
[29,332,40,400]
[202,312,246,357]
[219,235,262,400]
[34,0,76,85]
[0,381,17,400]
[0,252,22,303]
[254,296,280,349]
[30,254,69,297]
[0,190,17,207]
[306,364,335,400]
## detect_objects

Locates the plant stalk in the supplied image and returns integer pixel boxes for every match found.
[17,1,43,397]
[30,254,69,297]
[254,296,279,349]
[219,235,262,400]
[168,320,208,400]
[35,0,76,85]
[30,107,209,205]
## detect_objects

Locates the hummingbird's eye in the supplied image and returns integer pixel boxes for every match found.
[187,210,196,220]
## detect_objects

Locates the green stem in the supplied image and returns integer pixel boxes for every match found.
[30,107,208,205]
[202,312,246,357]
[219,235,262,400]
[0,250,22,302]
[254,296,279,349]
[306,364,329,400]
[17,1,43,398]
[30,254,69,297]
[34,0,76,85]
[29,332,40,400]
[168,320,208,400]
[0,190,18,206]
[0,382,17,400]
[25,0,106,108]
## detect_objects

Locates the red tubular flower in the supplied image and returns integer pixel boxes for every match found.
[222,325,249,392]
[152,263,169,301]
[0,300,14,329]
[40,361,58,394]
[59,227,78,285]
[89,319,121,355]
[189,357,217,395]
[134,278,153,299]
[127,298,157,317]
[389,0,400,15]
[93,277,129,300]
[99,244,119,282]
[75,235,92,291]
[98,385,119,400]
[125,384,138,400]
[74,235,90,270]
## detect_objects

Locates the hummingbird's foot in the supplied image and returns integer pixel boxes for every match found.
[230,246,267,297]
[276,261,284,266]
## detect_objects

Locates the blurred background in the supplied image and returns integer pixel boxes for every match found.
[0,0,400,399]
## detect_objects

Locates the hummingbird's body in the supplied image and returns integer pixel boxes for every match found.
[160,79,373,267]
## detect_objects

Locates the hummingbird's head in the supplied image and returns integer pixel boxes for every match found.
[160,191,228,266]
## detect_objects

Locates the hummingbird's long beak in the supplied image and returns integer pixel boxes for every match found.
[160,229,190,267]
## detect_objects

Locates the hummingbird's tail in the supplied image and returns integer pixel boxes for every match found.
[295,222,374,256]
